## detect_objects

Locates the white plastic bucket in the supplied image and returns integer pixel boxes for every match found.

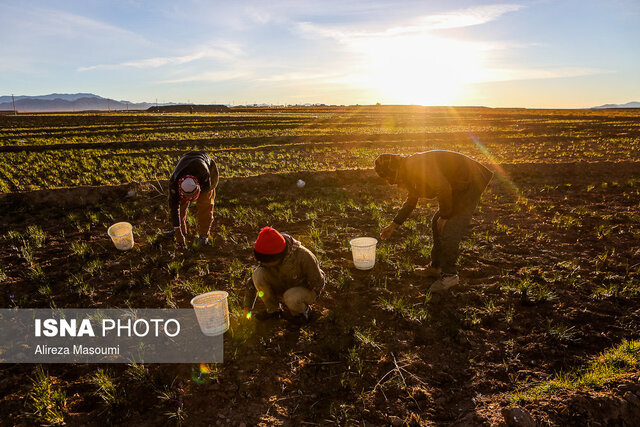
[107,222,134,250]
[190,291,230,336]
[350,237,378,270]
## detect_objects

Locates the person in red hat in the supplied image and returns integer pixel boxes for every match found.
[243,227,325,322]
[167,151,219,247]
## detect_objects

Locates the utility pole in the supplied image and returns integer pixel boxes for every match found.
[11,94,17,115]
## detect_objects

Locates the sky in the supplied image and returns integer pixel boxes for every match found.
[1,0,639,108]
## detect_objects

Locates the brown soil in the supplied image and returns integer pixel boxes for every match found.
[1,162,640,426]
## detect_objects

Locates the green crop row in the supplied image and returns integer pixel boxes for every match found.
[1,107,639,193]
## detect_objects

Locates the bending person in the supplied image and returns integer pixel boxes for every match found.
[167,151,219,247]
[375,150,493,293]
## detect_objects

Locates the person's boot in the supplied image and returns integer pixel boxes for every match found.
[429,273,459,293]
[195,236,209,246]
[287,306,312,325]
[415,264,441,278]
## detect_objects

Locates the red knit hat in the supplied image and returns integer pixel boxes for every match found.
[254,227,287,263]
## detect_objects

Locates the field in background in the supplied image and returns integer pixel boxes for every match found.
[1,106,639,193]
[1,107,640,425]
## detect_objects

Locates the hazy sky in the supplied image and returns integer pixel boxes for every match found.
[1,0,639,107]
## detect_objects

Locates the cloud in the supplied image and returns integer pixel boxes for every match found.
[0,3,150,72]
[47,10,145,41]
[297,3,525,41]
[288,3,607,98]
[157,70,250,84]
[415,4,524,30]
[78,43,244,71]
[255,71,345,83]
[0,4,147,44]
[475,67,613,83]
[244,5,274,24]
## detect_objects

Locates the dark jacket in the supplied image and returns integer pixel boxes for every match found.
[393,151,493,224]
[243,234,325,308]
[168,151,218,227]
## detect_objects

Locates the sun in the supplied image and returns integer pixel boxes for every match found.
[352,33,484,106]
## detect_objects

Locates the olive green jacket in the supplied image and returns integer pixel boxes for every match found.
[243,234,325,308]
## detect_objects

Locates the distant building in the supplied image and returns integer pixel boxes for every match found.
[147,104,231,113]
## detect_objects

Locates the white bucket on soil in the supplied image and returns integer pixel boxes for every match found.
[190,291,230,336]
[107,222,134,250]
[350,237,378,270]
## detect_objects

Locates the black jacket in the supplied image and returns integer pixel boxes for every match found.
[168,151,218,227]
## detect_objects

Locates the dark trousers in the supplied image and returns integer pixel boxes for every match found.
[431,182,488,274]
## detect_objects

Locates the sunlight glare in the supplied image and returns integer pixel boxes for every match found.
[353,34,485,105]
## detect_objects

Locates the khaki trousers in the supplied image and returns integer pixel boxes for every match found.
[179,170,218,237]
[252,268,317,315]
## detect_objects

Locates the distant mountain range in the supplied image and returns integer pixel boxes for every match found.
[3,93,640,112]
[0,93,168,112]
[592,101,640,109]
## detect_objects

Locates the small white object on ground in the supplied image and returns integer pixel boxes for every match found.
[191,291,230,336]
[107,222,135,250]
[349,237,378,270]
[297,179,306,188]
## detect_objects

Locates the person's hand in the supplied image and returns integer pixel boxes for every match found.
[436,217,447,235]
[175,228,186,247]
[380,223,398,240]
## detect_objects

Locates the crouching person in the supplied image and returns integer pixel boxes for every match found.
[243,227,325,323]
[167,151,219,247]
